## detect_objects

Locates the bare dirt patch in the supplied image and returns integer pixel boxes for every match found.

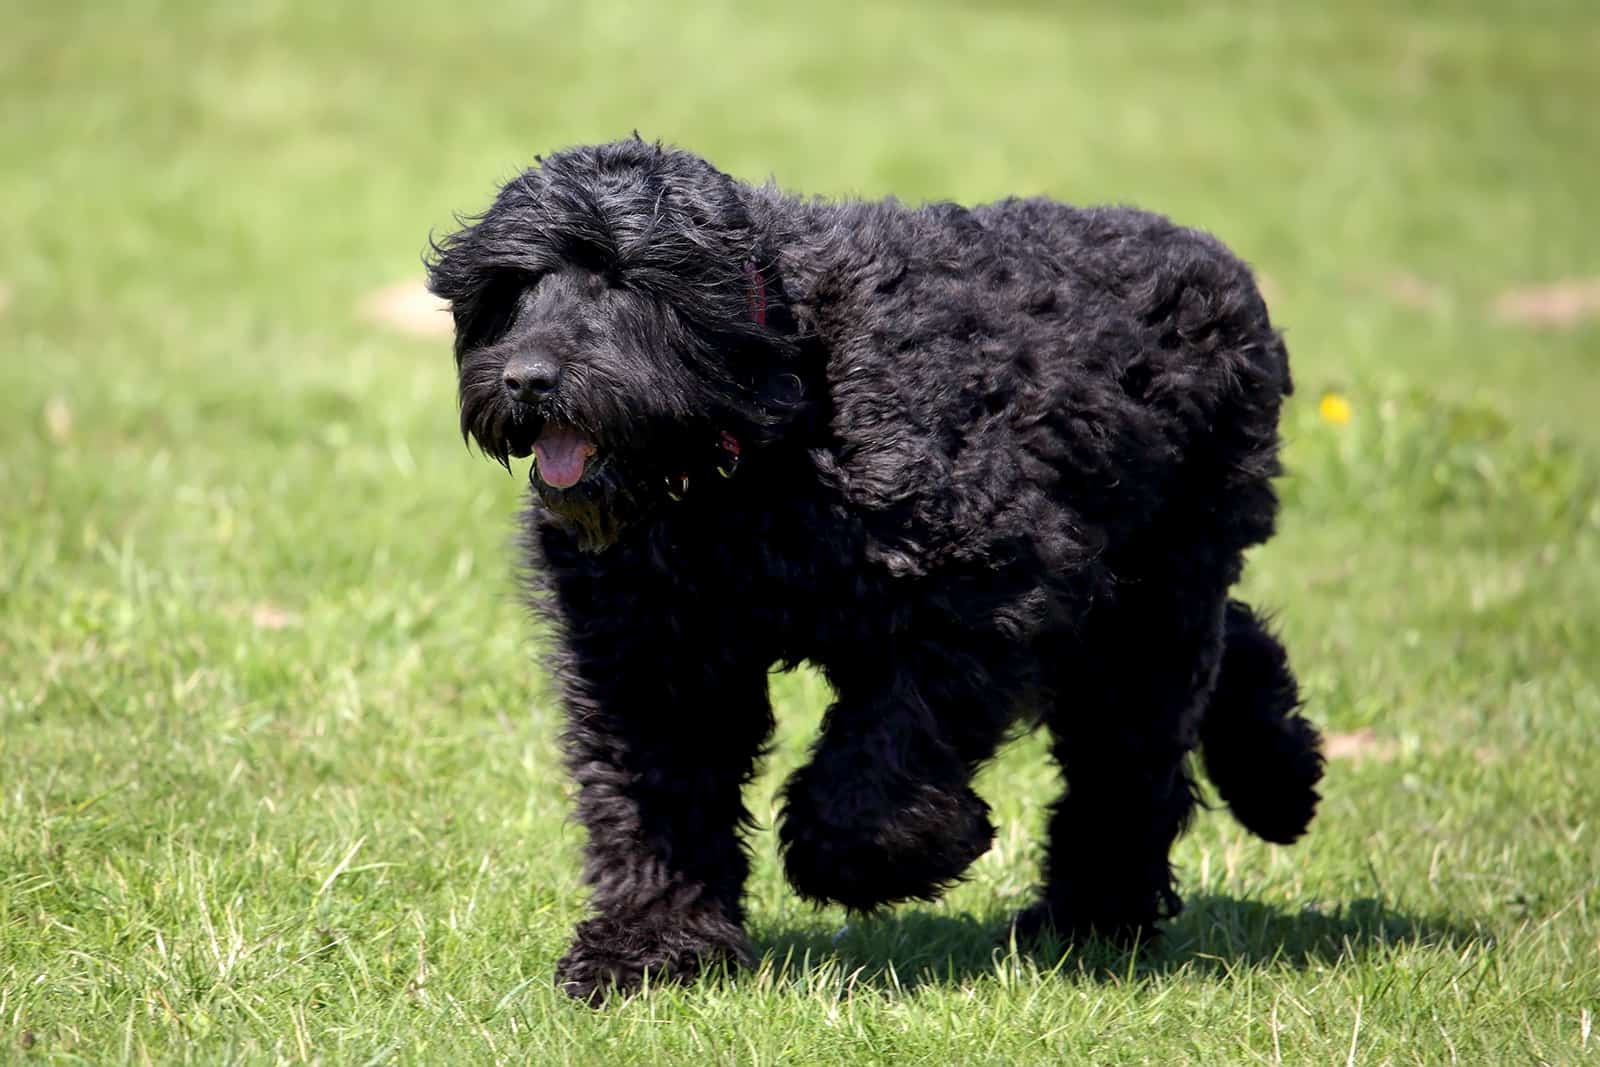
[1323,728,1399,764]
[250,604,301,630]
[1255,272,1283,310]
[1493,278,1600,329]
[1384,272,1447,311]
[359,280,452,339]
[0,281,12,315]
[44,396,72,442]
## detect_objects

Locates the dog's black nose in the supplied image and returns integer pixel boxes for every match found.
[503,355,561,402]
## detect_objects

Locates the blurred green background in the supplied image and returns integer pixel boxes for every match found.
[3,1,1598,1063]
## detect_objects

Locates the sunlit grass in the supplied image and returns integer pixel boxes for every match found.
[2,0,1598,1062]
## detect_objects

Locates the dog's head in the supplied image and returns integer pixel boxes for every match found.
[426,139,804,551]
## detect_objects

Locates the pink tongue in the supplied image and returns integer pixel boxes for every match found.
[532,425,595,489]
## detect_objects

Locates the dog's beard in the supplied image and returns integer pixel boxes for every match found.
[530,453,656,552]
[460,384,665,553]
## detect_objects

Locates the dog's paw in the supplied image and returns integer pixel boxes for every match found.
[1003,887,1178,950]
[780,777,994,910]
[1003,900,1081,951]
[554,909,752,1005]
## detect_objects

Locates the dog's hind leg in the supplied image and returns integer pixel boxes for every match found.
[778,631,1028,910]
[1199,601,1323,845]
[1011,580,1228,946]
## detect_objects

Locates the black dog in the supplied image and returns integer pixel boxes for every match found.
[427,138,1324,1002]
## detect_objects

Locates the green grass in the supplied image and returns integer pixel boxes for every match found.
[4,0,1599,1062]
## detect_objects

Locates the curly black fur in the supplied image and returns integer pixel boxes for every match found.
[426,138,1325,1003]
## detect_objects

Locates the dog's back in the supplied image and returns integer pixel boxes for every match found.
[793,192,1293,582]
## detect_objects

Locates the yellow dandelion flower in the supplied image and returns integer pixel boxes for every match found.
[1319,392,1353,425]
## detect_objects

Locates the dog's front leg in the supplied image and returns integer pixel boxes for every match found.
[547,617,773,1003]
[778,638,1020,910]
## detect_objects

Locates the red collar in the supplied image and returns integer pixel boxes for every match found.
[745,261,767,326]
[661,265,762,502]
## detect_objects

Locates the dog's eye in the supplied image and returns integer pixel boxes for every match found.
[458,273,537,348]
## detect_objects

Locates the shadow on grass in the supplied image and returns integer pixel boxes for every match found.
[750,895,1485,994]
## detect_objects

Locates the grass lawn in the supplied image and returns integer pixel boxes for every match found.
[4,0,1599,1062]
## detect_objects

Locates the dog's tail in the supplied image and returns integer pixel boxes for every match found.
[1198,601,1324,844]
